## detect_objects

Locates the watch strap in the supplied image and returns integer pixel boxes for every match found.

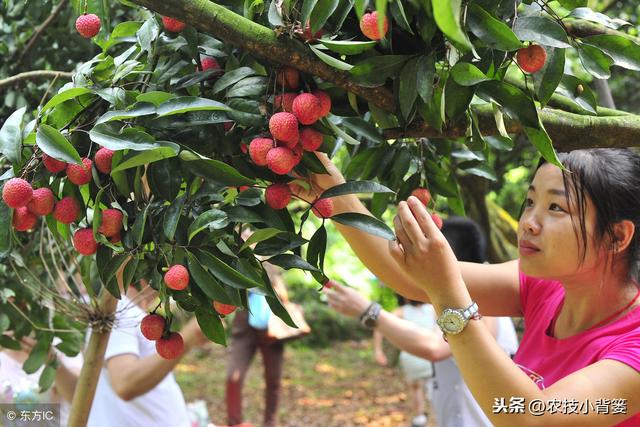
[359,302,382,328]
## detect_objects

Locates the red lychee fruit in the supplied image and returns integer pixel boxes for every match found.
[312,197,334,218]
[300,127,323,152]
[162,16,186,33]
[140,314,166,341]
[266,147,296,175]
[66,158,93,186]
[12,207,37,232]
[238,185,250,192]
[73,228,98,256]
[53,196,80,224]
[213,301,238,316]
[224,122,234,132]
[27,188,55,217]
[99,209,124,237]
[2,178,33,208]
[276,67,299,90]
[240,143,248,154]
[164,265,189,291]
[265,183,291,210]
[411,188,432,206]
[269,112,299,145]
[109,233,122,244]
[42,154,67,173]
[94,147,114,174]
[431,213,443,230]
[292,145,304,166]
[360,11,389,40]
[292,93,322,125]
[156,332,185,360]
[200,56,220,71]
[276,137,298,150]
[274,93,297,113]
[249,138,274,166]
[312,90,332,117]
[75,13,101,38]
[516,44,547,74]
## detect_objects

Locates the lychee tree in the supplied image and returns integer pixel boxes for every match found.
[2,0,640,425]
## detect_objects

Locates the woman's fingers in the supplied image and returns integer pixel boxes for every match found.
[406,196,435,237]
[397,201,425,247]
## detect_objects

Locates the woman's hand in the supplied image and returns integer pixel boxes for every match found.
[323,281,371,318]
[389,197,465,302]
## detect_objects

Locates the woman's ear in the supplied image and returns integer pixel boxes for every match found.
[611,220,635,254]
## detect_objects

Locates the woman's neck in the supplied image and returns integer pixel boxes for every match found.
[554,267,639,338]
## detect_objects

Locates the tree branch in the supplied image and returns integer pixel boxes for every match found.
[384,104,640,151]
[131,0,396,112]
[0,70,73,91]
[15,0,70,69]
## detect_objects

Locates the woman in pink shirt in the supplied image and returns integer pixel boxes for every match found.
[297,148,640,425]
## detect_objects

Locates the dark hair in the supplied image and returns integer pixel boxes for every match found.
[441,217,487,263]
[536,149,640,282]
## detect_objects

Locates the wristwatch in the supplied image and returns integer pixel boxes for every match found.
[359,302,382,329]
[436,301,482,337]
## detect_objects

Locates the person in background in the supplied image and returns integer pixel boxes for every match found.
[373,296,437,427]
[327,217,519,427]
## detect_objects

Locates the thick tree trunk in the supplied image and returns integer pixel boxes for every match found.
[67,291,117,427]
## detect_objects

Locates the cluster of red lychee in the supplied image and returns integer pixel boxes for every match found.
[240,67,335,217]
[410,188,443,229]
[2,146,122,256]
[140,313,184,360]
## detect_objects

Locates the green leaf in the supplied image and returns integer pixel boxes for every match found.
[330,212,395,240]
[568,7,629,30]
[186,252,236,304]
[111,143,180,172]
[577,43,614,79]
[320,181,394,199]
[147,158,181,201]
[326,119,361,145]
[227,76,268,98]
[23,335,52,374]
[188,209,229,242]
[555,75,597,115]
[309,45,354,71]
[89,123,165,151]
[307,225,327,271]
[137,17,160,52]
[458,161,497,181]
[340,117,385,144]
[226,99,264,127]
[96,103,157,124]
[533,46,565,106]
[310,0,339,34]
[350,55,412,87]
[0,107,26,164]
[136,91,176,106]
[196,250,263,289]
[131,203,150,246]
[38,362,57,392]
[389,0,413,34]
[156,97,228,117]
[36,124,82,164]
[432,0,473,52]
[180,153,255,186]
[212,67,257,94]
[513,15,571,48]
[416,55,436,104]
[318,39,377,55]
[399,57,420,120]
[476,80,539,128]
[195,309,227,346]
[0,313,9,334]
[467,3,523,51]
[41,88,93,113]
[450,62,490,86]
[266,254,319,272]
[524,126,562,168]
[582,35,640,71]
[301,0,319,28]
[444,78,475,121]
[163,195,185,241]
[240,228,284,252]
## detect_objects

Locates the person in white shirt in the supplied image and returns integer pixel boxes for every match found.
[87,278,208,427]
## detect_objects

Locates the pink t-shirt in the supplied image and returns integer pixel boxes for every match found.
[513,272,640,426]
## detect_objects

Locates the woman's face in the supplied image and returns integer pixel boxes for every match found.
[518,163,602,280]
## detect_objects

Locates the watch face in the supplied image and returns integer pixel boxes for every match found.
[441,311,465,334]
